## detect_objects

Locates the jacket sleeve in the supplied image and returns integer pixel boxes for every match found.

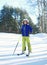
[29,25,32,33]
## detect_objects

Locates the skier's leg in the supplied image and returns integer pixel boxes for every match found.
[17,37,26,55]
[22,37,26,53]
[26,37,32,56]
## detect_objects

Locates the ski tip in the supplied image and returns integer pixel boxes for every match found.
[17,54,20,56]
[26,55,29,57]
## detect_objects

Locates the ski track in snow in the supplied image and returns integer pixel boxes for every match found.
[0,33,47,65]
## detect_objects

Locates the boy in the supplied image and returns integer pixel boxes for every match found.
[21,19,32,56]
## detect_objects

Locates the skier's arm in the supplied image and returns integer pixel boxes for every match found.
[29,25,33,33]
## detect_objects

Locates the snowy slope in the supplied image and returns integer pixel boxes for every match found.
[0,33,47,65]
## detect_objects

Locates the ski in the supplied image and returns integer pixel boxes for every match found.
[17,51,31,56]
[17,53,30,57]
[17,53,24,56]
[26,54,29,57]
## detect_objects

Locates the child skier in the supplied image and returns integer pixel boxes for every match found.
[21,19,32,56]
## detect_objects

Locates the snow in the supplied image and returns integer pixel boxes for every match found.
[0,32,47,65]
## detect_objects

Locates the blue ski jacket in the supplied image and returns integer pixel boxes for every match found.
[21,24,32,36]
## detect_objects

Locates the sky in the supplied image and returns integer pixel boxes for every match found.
[0,0,39,24]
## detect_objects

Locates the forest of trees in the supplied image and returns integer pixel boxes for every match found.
[0,5,39,34]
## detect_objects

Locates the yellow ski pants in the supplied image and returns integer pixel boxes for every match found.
[22,36,32,52]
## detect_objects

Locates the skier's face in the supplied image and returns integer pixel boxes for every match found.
[24,21,27,24]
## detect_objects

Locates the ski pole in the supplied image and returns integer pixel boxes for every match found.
[13,37,20,55]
